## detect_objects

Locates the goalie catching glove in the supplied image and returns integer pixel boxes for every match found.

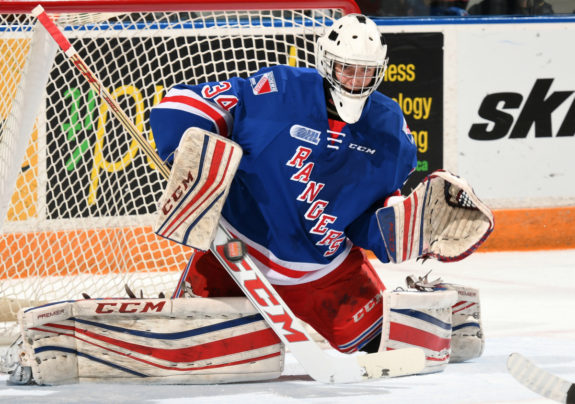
[376,169,494,263]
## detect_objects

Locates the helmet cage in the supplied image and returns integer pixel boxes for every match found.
[314,14,389,123]
[323,52,388,99]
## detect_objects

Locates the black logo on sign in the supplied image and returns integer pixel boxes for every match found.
[469,79,575,140]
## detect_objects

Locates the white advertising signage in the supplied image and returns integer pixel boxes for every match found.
[456,24,575,207]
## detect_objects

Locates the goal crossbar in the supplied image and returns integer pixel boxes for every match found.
[0,0,360,14]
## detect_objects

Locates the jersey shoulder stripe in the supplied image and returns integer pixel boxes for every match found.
[157,87,233,137]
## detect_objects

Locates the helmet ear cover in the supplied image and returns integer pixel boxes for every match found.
[315,14,389,123]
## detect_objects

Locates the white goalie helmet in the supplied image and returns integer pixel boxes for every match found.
[316,14,388,123]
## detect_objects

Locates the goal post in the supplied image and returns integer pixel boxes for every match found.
[0,0,360,343]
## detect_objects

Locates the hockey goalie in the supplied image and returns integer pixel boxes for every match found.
[149,12,492,374]
[4,13,493,385]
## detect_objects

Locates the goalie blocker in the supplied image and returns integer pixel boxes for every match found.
[154,127,243,250]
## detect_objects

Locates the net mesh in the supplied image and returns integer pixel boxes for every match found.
[0,5,344,342]
[445,183,479,210]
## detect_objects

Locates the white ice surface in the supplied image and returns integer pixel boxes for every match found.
[1,249,574,404]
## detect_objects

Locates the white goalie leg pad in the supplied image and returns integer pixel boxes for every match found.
[13,297,283,385]
[376,169,494,263]
[440,283,484,363]
[154,127,243,250]
[404,273,485,363]
[379,289,458,374]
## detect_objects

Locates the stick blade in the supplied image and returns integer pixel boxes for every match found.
[357,348,426,379]
[507,352,573,403]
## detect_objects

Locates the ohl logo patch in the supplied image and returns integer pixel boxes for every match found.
[250,71,278,95]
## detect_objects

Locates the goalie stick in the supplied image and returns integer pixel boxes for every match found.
[507,353,575,404]
[32,6,425,383]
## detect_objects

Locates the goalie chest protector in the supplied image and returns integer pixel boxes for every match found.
[150,65,417,274]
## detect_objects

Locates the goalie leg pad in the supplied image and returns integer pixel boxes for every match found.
[379,289,458,374]
[440,283,484,363]
[13,297,283,385]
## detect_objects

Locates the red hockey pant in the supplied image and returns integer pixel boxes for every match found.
[176,247,385,352]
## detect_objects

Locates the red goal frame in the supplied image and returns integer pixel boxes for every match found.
[0,0,360,14]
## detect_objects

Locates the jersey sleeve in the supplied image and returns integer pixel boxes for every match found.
[346,116,417,263]
[150,79,242,163]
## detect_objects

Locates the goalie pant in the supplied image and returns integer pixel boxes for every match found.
[176,246,386,354]
[176,245,485,368]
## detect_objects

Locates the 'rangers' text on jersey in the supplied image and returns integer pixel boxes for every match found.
[150,65,417,285]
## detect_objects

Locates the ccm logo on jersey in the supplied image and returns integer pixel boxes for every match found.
[250,72,278,95]
[349,143,376,154]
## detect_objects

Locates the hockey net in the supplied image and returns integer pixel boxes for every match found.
[0,0,359,343]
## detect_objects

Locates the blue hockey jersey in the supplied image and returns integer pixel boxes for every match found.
[150,65,417,285]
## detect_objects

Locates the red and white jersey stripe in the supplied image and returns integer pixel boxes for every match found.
[222,218,352,286]
[156,87,233,138]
